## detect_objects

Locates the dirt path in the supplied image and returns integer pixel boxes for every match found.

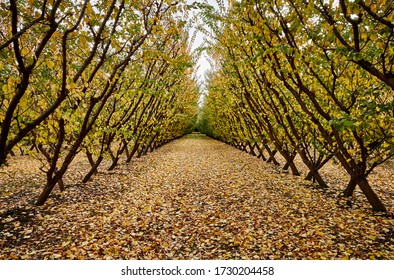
[0,134,393,259]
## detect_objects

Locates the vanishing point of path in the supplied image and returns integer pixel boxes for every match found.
[1,134,393,259]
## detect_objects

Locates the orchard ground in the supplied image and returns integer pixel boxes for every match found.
[0,134,393,259]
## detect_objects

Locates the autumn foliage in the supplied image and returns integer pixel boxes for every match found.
[198,0,393,211]
[0,0,394,261]
[1,0,198,205]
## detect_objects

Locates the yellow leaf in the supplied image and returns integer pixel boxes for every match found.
[10,253,18,259]
[143,245,151,252]
[315,230,325,237]
[80,36,87,45]
[370,33,377,40]
[8,76,15,86]
[233,240,241,246]
[121,220,130,227]
[21,48,29,56]
[47,60,55,69]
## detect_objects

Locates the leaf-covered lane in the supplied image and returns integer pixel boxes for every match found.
[0,134,393,259]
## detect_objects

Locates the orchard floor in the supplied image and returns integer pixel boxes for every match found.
[0,134,393,259]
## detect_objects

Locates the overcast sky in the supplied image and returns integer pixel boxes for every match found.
[186,0,221,85]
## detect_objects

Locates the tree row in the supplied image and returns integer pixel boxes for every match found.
[0,0,198,205]
[198,0,393,211]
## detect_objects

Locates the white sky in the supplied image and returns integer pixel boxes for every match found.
[186,0,221,84]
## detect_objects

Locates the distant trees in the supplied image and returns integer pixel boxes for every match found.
[1,0,198,205]
[198,0,393,211]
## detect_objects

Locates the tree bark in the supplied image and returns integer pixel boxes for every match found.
[357,177,386,211]
[83,155,103,183]
[266,147,280,165]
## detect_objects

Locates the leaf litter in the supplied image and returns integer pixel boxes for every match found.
[0,134,393,259]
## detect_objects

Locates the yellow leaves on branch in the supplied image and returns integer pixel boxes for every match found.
[46,60,55,69]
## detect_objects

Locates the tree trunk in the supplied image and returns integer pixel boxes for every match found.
[108,148,119,171]
[282,152,299,175]
[279,150,300,176]
[126,142,139,162]
[108,156,119,171]
[83,155,103,183]
[57,177,65,192]
[142,132,158,156]
[266,147,280,165]
[123,140,130,160]
[85,150,96,170]
[357,177,386,212]
[305,168,329,188]
[305,171,313,181]
[256,143,267,160]
[36,177,58,206]
[248,143,257,156]
[288,161,300,176]
[36,173,64,205]
[343,176,358,197]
